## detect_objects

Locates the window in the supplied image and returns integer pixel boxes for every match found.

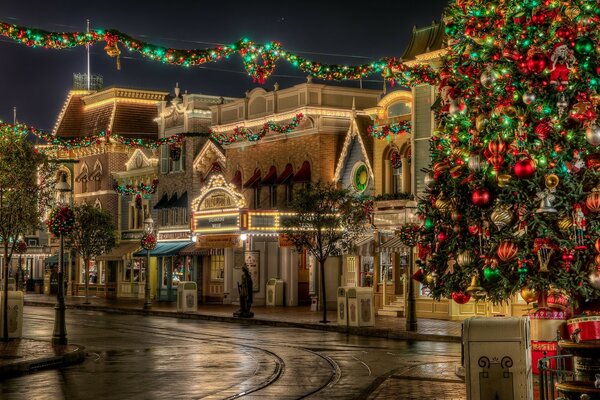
[160,143,185,174]
[210,255,224,281]
[254,187,261,209]
[285,183,294,207]
[269,186,277,208]
[181,208,188,225]
[162,209,170,226]
[128,200,149,230]
[160,146,169,174]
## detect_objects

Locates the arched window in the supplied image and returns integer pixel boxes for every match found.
[76,163,89,193]
[94,199,102,209]
[383,145,411,195]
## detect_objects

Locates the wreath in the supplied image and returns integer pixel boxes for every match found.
[47,206,75,236]
[398,223,421,247]
[140,233,157,250]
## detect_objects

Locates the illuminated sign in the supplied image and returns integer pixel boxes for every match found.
[157,230,191,242]
[194,213,240,233]
[121,231,144,241]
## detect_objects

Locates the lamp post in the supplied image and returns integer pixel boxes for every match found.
[403,200,418,332]
[16,234,24,291]
[143,213,154,310]
[53,172,71,345]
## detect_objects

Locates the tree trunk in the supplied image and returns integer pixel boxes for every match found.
[2,243,9,341]
[84,258,90,304]
[320,259,327,323]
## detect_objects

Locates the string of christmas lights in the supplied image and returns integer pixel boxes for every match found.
[210,113,304,145]
[367,121,412,139]
[113,179,159,196]
[0,21,439,86]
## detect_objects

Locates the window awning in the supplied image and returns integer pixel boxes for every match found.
[379,236,406,253]
[96,242,141,261]
[293,161,311,183]
[243,168,261,188]
[231,170,242,189]
[165,193,178,208]
[153,193,169,209]
[276,163,294,185]
[179,243,224,256]
[133,241,190,257]
[261,166,277,185]
[173,191,188,208]
[353,235,374,256]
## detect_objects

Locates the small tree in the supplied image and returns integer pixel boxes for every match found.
[282,181,367,323]
[0,127,56,341]
[67,204,116,304]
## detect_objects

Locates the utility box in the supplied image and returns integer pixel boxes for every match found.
[0,290,23,338]
[347,288,358,327]
[355,287,374,327]
[464,317,532,400]
[266,279,284,306]
[337,287,349,326]
[177,281,197,313]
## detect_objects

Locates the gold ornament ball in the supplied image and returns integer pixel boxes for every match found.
[545,174,560,190]
[565,6,580,20]
[476,115,488,132]
[435,197,449,211]
[457,250,475,267]
[497,174,511,187]
[520,286,538,304]
[558,216,573,233]
[491,204,513,230]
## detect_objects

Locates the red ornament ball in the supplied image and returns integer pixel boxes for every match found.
[587,192,600,212]
[437,231,448,243]
[497,240,519,262]
[514,158,536,179]
[472,188,491,206]
[452,291,472,305]
[526,53,547,74]
[595,238,600,253]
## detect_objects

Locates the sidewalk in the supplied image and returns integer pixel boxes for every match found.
[24,294,462,342]
[1,294,460,379]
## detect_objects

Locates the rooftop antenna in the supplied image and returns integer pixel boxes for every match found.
[13,107,16,124]
[86,19,91,91]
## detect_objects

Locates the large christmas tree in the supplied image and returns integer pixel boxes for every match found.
[420,0,600,306]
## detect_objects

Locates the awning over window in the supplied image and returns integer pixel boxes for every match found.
[231,170,242,189]
[379,236,406,253]
[353,235,374,256]
[96,242,140,261]
[293,161,311,183]
[165,193,178,208]
[261,166,277,185]
[153,193,169,209]
[133,241,190,257]
[275,163,294,185]
[173,191,188,208]
[243,168,261,188]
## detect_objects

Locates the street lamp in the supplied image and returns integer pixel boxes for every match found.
[53,172,71,345]
[403,199,418,332]
[143,213,154,310]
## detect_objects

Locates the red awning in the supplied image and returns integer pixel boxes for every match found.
[231,170,242,189]
[243,168,261,188]
[293,161,311,183]
[275,163,294,184]
[261,166,277,185]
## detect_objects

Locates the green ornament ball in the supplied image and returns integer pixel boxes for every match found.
[483,267,501,282]
[575,37,594,55]
[445,24,458,36]
[424,217,435,231]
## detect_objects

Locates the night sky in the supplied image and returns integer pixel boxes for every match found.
[0,0,449,130]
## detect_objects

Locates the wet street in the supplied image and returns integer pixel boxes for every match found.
[1,307,463,399]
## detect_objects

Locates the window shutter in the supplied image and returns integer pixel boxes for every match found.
[412,84,434,196]
[160,145,169,174]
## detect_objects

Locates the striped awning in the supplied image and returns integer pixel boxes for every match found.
[379,236,406,253]
[96,242,140,261]
[179,243,224,256]
[353,235,374,256]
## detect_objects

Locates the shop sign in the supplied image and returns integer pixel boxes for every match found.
[278,234,295,248]
[200,190,236,210]
[244,251,260,292]
[197,234,241,248]
[195,213,240,233]
[157,230,191,242]
[121,231,144,241]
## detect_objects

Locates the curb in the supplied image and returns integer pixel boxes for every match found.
[25,301,461,343]
[0,344,86,378]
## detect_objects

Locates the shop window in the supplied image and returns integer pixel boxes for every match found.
[210,255,224,281]
[361,256,374,287]
[124,260,142,282]
[380,251,393,283]
[172,256,183,286]
[81,260,97,284]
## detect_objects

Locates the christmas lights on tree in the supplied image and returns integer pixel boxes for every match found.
[419,0,600,305]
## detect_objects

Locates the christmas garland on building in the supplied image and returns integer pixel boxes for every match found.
[210,113,304,145]
[368,121,412,139]
[113,179,159,196]
[0,21,439,86]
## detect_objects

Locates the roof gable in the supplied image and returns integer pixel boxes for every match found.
[333,116,374,182]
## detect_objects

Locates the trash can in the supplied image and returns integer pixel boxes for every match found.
[355,287,374,327]
[347,288,358,327]
[464,317,532,400]
[0,290,24,338]
[177,281,197,313]
[266,279,284,306]
[337,287,348,326]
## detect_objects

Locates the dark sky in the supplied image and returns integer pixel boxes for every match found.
[0,0,448,130]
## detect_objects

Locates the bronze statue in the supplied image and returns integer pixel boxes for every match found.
[234,265,254,318]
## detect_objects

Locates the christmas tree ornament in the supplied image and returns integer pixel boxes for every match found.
[475,115,488,132]
[424,171,435,188]
[467,224,480,236]
[465,274,486,300]
[534,239,555,272]
[437,231,448,244]
[451,291,471,304]
[472,187,491,207]
[564,6,580,20]
[545,174,560,191]
[575,37,594,55]
[572,204,587,250]
[457,250,475,267]
[549,44,575,85]
[594,238,600,254]
[534,120,553,141]
[536,175,559,214]
[483,266,501,282]
[445,255,457,274]
[497,240,519,262]
[558,216,573,233]
[561,249,575,272]
[497,174,511,188]
[514,157,536,179]
[491,204,513,230]
[557,95,569,117]
[526,51,547,74]
[586,190,600,212]
[468,153,484,171]
[589,266,600,290]
[515,204,528,237]
[435,197,450,212]
[596,254,600,265]
[480,67,499,88]
[585,124,600,146]
[522,92,536,105]
[520,286,538,304]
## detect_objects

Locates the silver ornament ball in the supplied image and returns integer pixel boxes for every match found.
[586,124,600,146]
[589,268,600,290]
[468,153,483,171]
[480,70,498,88]
[424,172,435,188]
[522,92,536,105]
